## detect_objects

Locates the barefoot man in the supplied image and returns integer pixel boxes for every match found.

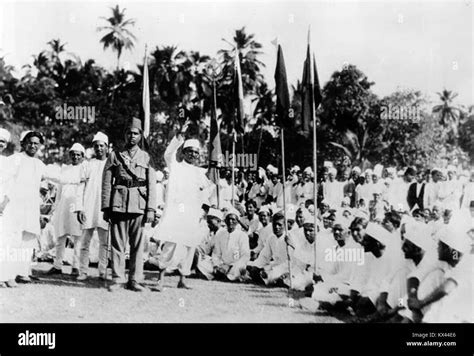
[151,120,212,291]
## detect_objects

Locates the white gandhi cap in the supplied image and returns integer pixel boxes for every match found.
[183,139,200,150]
[92,131,109,145]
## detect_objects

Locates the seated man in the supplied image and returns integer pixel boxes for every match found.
[340,223,396,317]
[246,212,292,286]
[368,221,434,322]
[211,208,250,282]
[283,209,316,291]
[398,219,471,323]
[193,208,225,280]
[240,199,262,250]
[251,205,273,259]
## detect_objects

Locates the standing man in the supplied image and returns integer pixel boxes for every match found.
[101,118,156,292]
[4,131,83,283]
[407,169,426,211]
[75,132,109,281]
[150,120,212,291]
[47,143,87,276]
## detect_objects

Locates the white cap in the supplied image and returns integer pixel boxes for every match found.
[364,169,373,175]
[291,165,301,172]
[0,128,11,142]
[20,130,32,142]
[304,166,313,174]
[342,196,351,205]
[225,207,240,219]
[323,161,333,168]
[301,209,314,225]
[183,139,200,150]
[397,169,405,176]
[208,208,223,220]
[404,222,434,252]
[352,166,361,174]
[386,167,396,175]
[69,143,85,154]
[280,204,297,220]
[438,224,471,254]
[92,131,109,145]
[156,170,164,182]
[268,166,278,175]
[365,223,391,246]
[259,205,272,215]
[373,164,383,177]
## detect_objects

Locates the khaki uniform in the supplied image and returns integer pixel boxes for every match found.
[101,148,156,283]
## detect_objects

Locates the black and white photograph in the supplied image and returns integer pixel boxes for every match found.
[0,0,472,353]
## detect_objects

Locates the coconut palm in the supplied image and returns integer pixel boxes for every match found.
[97,5,137,70]
[218,27,265,94]
[432,89,462,135]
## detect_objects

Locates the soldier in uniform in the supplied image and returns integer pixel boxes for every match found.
[101,118,156,292]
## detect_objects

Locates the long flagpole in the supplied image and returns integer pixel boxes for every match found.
[308,28,318,276]
[231,130,236,207]
[280,128,293,291]
[213,80,220,209]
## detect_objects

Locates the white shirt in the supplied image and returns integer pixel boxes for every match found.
[212,228,250,267]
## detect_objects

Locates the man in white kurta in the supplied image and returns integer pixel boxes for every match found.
[212,209,250,281]
[0,128,17,287]
[323,168,344,209]
[247,212,292,286]
[3,132,82,282]
[48,143,87,276]
[151,123,212,291]
[75,133,109,280]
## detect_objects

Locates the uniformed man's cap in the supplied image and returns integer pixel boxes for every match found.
[127,117,143,132]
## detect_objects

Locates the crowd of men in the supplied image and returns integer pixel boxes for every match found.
[0,120,472,323]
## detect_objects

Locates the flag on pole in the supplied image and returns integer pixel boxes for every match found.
[274,44,291,128]
[141,45,151,140]
[208,89,222,185]
[301,30,322,135]
[233,50,245,134]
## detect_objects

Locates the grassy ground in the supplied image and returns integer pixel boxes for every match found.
[0,262,342,323]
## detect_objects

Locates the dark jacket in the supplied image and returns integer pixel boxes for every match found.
[407,182,425,211]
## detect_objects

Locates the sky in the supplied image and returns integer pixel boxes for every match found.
[0,0,472,105]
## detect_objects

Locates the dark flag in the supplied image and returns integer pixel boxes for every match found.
[301,31,322,135]
[274,44,291,128]
[233,50,245,134]
[208,90,222,185]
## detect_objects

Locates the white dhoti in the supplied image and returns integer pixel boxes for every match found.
[150,242,196,276]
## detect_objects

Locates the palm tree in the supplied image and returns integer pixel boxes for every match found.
[97,5,137,70]
[218,27,265,95]
[432,89,462,136]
